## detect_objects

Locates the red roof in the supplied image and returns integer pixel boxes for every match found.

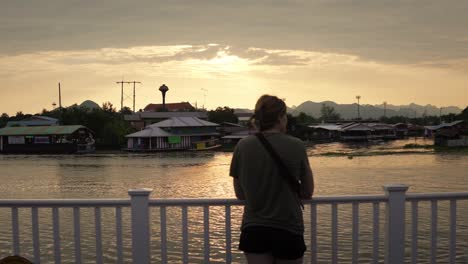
[144,102,195,112]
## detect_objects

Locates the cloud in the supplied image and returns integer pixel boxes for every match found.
[1,0,468,66]
[31,44,320,67]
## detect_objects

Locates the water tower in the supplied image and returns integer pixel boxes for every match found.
[159,84,169,111]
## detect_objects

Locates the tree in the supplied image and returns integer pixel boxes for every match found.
[459,107,468,121]
[102,102,116,113]
[296,112,317,125]
[38,102,136,149]
[120,106,133,115]
[0,113,9,128]
[320,104,341,121]
[208,107,238,124]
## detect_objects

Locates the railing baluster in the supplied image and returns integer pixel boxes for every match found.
[332,203,338,264]
[73,207,82,264]
[225,205,232,264]
[411,201,418,264]
[204,206,210,263]
[383,184,408,264]
[372,202,379,264]
[311,203,317,264]
[115,207,123,264]
[352,202,359,264]
[32,207,40,264]
[95,207,103,264]
[129,188,152,264]
[12,207,20,255]
[160,206,167,264]
[449,200,456,264]
[53,207,61,264]
[430,200,437,264]
[182,206,189,264]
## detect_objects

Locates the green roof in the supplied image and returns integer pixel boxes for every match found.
[0,125,86,136]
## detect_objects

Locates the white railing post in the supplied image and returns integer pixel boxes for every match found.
[383,184,409,264]
[129,188,153,264]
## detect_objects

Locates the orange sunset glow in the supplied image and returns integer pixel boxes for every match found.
[1,1,467,114]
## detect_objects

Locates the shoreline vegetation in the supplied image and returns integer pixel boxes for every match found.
[1,103,467,150]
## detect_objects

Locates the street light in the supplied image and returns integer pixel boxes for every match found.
[383,101,387,118]
[356,96,361,120]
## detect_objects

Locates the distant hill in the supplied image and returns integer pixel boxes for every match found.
[80,100,100,110]
[290,101,463,119]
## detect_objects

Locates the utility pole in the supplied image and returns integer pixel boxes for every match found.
[383,101,387,118]
[116,80,141,112]
[440,107,443,124]
[131,81,141,112]
[58,82,62,109]
[356,95,361,120]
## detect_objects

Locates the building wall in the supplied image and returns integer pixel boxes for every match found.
[127,136,193,150]
[446,136,468,147]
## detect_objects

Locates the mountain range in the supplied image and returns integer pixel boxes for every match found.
[289,101,463,119]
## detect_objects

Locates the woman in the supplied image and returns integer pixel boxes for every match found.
[230,95,314,264]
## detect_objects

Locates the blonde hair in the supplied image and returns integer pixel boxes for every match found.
[252,95,287,131]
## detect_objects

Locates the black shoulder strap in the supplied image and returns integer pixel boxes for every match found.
[255,133,304,209]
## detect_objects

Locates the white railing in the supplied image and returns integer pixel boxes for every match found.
[0,185,467,263]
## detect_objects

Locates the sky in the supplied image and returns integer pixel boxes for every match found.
[0,0,467,115]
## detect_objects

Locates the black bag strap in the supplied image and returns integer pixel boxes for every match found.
[255,133,304,209]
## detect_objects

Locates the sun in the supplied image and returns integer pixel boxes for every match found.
[205,51,249,73]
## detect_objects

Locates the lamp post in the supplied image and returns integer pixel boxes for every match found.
[159,84,169,111]
[383,101,387,118]
[356,96,361,120]
[439,107,443,124]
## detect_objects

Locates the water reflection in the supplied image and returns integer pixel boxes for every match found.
[0,139,467,262]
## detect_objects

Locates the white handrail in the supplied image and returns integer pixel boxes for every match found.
[406,192,468,200]
[0,186,466,264]
[0,199,130,207]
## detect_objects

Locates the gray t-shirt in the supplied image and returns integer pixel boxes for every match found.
[230,133,310,235]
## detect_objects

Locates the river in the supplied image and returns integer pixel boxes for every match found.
[0,139,467,263]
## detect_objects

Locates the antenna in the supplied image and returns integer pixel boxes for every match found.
[201,88,208,109]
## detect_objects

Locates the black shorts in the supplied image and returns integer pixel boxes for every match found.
[239,226,306,260]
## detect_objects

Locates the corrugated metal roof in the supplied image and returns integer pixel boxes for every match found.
[29,116,58,122]
[149,117,219,128]
[309,124,342,131]
[425,120,465,131]
[341,123,374,131]
[124,111,208,121]
[126,127,173,138]
[0,125,85,136]
[125,128,219,138]
[6,120,59,127]
[144,102,194,112]
[367,123,395,130]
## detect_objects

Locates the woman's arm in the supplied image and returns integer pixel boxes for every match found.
[233,178,246,200]
[300,161,314,199]
[230,145,246,200]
